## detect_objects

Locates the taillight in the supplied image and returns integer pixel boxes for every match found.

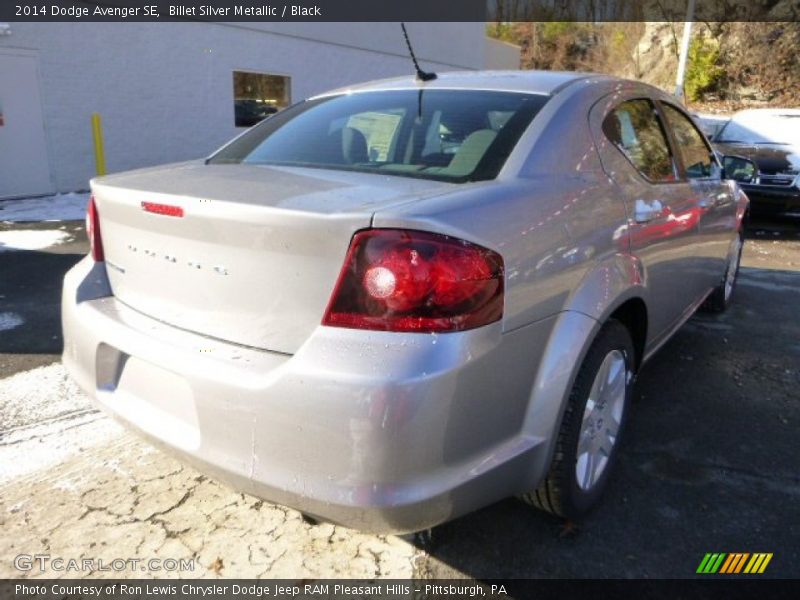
[323,229,504,333]
[86,195,104,262]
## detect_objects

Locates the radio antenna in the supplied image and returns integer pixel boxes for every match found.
[400,23,437,82]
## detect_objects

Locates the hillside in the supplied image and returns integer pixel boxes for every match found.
[489,21,800,112]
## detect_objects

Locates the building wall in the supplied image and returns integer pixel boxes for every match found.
[0,22,512,194]
[485,38,522,70]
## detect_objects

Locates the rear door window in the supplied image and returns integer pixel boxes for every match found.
[602,99,676,182]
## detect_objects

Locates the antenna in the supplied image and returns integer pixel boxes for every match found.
[400,23,437,82]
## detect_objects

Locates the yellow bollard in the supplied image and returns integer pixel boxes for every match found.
[91,112,106,176]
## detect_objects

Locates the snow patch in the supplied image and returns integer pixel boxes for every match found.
[0,363,93,428]
[0,363,126,483]
[0,312,24,332]
[0,413,124,484]
[0,229,70,252]
[0,192,89,223]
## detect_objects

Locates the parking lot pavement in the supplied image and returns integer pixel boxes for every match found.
[1,216,798,579]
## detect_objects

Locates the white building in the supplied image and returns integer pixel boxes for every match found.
[0,22,520,198]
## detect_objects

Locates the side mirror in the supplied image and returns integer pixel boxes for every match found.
[721,155,758,184]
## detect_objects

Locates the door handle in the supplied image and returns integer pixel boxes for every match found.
[699,197,717,209]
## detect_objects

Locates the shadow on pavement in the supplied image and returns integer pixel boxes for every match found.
[0,249,84,354]
[745,214,800,241]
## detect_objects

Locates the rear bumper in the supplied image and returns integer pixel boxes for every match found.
[62,257,556,533]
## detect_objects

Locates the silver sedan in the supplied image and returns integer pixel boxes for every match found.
[62,71,750,533]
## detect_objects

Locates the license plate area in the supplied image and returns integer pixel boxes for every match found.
[95,344,200,450]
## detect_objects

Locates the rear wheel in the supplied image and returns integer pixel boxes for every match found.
[702,231,744,313]
[521,320,634,519]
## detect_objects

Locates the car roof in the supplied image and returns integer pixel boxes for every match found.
[313,70,612,99]
[732,108,800,119]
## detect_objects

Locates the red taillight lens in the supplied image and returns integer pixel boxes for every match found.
[86,195,104,262]
[323,229,504,333]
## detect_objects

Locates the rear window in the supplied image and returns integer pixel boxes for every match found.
[209,90,549,183]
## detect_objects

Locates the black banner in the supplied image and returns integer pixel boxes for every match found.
[1,0,799,22]
[3,1,487,22]
[2,579,800,600]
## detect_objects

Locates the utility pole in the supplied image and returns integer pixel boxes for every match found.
[674,0,696,102]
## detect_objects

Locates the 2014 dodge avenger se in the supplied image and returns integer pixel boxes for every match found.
[62,71,751,533]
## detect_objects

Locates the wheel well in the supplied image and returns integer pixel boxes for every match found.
[609,298,647,371]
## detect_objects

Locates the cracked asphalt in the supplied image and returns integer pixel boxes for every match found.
[0,362,418,579]
[1,216,798,579]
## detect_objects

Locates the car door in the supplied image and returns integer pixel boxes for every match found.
[590,95,704,344]
[659,101,737,291]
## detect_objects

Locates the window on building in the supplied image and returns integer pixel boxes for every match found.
[233,71,290,128]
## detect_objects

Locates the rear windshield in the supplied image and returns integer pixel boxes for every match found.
[209,89,549,183]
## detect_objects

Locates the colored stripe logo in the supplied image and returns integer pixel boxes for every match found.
[697,553,773,574]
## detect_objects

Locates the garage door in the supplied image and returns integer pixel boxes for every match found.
[0,51,53,199]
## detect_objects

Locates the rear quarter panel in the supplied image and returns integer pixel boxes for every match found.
[373,78,640,332]
[372,80,647,477]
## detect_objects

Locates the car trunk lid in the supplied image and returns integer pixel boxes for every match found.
[93,162,451,354]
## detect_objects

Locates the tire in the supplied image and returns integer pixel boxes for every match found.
[521,319,635,520]
[701,230,744,313]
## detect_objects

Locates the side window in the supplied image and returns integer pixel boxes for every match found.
[662,104,715,178]
[602,99,676,182]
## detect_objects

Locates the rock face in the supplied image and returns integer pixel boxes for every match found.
[505,12,800,108]
[628,22,681,91]
[711,22,800,105]
[625,18,800,105]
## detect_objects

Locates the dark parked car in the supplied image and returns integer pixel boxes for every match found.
[713,108,800,215]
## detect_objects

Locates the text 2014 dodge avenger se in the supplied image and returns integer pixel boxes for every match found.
[63,71,750,533]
